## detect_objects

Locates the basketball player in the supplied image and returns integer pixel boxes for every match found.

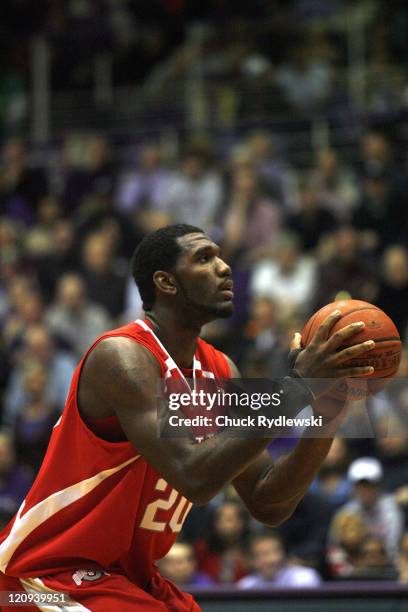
[0,225,375,611]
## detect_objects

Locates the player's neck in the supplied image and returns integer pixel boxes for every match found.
[145,308,201,369]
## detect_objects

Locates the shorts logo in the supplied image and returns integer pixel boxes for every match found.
[72,568,109,586]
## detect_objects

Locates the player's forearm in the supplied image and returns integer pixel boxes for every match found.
[249,434,334,525]
[173,434,274,504]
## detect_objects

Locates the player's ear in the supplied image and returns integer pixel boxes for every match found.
[153,270,178,297]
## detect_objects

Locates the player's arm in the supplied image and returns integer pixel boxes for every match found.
[228,352,348,526]
[80,312,373,507]
[80,337,277,505]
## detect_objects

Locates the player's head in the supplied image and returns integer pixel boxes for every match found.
[131,224,233,322]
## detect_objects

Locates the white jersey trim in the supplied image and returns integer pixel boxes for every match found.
[0,456,139,573]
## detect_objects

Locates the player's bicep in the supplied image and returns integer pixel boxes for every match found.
[89,338,195,494]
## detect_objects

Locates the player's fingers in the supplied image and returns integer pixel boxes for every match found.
[290,332,302,351]
[312,310,342,343]
[333,340,375,364]
[335,366,374,378]
[325,321,366,350]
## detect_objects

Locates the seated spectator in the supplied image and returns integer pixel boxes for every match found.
[0,138,48,223]
[3,325,76,426]
[33,219,80,302]
[164,145,224,236]
[158,543,214,588]
[115,143,171,219]
[45,273,111,356]
[375,246,408,339]
[286,180,336,251]
[3,290,44,349]
[61,134,117,214]
[247,131,293,207]
[329,457,403,561]
[276,40,332,113]
[352,169,406,252]
[24,197,62,260]
[374,411,408,493]
[397,532,408,583]
[194,500,249,583]
[81,232,127,319]
[250,232,316,316]
[277,489,335,567]
[0,431,32,521]
[238,531,321,588]
[311,437,351,507]
[237,297,288,378]
[353,536,398,580]
[14,361,60,473]
[222,168,282,264]
[326,510,369,578]
[309,149,358,221]
[313,226,377,310]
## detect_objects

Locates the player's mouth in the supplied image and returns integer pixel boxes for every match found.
[219,280,234,300]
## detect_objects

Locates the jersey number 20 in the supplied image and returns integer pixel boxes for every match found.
[140,478,193,533]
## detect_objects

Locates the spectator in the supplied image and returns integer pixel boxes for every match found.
[62,135,116,214]
[326,509,369,578]
[81,232,127,319]
[158,543,214,587]
[238,531,321,588]
[24,197,62,260]
[398,532,408,583]
[237,297,288,378]
[329,457,404,561]
[353,536,398,580]
[247,131,293,207]
[115,144,171,220]
[250,232,316,316]
[276,40,332,113]
[286,180,337,251]
[164,146,224,237]
[352,169,406,252]
[3,290,44,349]
[45,274,111,356]
[14,360,60,472]
[34,219,80,302]
[194,500,249,583]
[222,168,282,263]
[3,325,76,426]
[0,431,32,521]
[0,139,48,223]
[311,437,351,508]
[313,226,377,310]
[375,246,408,339]
[309,149,358,221]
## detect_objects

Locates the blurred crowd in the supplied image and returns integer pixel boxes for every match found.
[1,125,408,588]
[1,0,408,133]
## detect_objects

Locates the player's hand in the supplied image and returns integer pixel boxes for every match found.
[292,310,375,398]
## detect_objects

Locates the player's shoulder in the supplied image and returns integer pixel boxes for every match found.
[197,337,240,378]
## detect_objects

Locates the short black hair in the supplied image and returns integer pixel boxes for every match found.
[131,224,204,310]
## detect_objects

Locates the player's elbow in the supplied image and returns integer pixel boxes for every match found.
[183,481,217,505]
[251,505,294,527]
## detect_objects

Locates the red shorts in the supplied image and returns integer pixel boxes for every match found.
[0,568,201,611]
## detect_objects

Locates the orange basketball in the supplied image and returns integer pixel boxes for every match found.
[302,299,402,400]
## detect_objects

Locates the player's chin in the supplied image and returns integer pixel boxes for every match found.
[213,300,234,318]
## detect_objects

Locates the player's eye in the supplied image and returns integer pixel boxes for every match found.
[199,254,211,263]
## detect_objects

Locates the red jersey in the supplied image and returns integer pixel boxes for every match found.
[0,319,230,589]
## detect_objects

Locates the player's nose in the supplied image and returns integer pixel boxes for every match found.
[217,257,232,278]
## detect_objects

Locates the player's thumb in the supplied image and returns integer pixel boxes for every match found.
[290,332,302,351]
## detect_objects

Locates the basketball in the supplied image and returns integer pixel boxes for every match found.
[302,299,402,399]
